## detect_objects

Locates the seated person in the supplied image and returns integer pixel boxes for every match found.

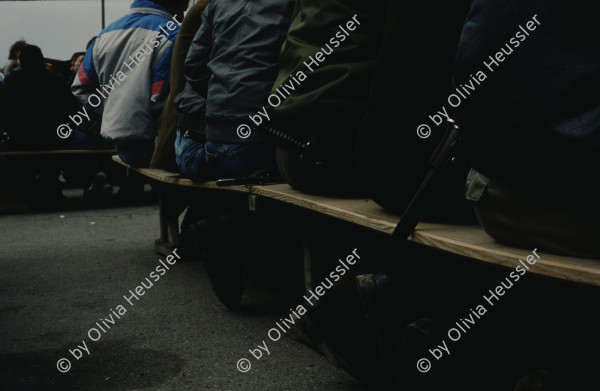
[151,0,210,172]
[0,44,76,151]
[455,0,600,258]
[72,0,188,168]
[173,0,295,309]
[3,40,27,77]
[270,0,387,195]
[0,44,77,206]
[66,51,85,86]
[63,52,115,205]
[67,50,114,151]
[355,0,473,220]
[173,0,295,181]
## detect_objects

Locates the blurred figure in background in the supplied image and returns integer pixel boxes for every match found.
[67,51,85,85]
[3,40,27,77]
[0,44,77,205]
[0,44,75,150]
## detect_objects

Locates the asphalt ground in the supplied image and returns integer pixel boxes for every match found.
[3,189,600,391]
[0,201,363,391]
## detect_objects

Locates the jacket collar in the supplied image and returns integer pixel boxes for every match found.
[129,0,172,19]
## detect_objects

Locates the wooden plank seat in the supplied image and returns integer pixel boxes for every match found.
[0,149,116,158]
[112,156,249,255]
[112,155,600,288]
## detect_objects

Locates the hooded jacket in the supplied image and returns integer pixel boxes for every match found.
[72,0,181,144]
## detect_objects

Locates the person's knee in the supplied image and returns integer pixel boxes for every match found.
[115,140,155,168]
[175,130,208,179]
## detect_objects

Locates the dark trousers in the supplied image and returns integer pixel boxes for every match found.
[355,0,473,217]
[276,136,362,196]
[467,169,600,258]
[115,139,155,169]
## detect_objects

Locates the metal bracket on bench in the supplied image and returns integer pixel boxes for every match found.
[155,184,188,256]
[248,194,257,211]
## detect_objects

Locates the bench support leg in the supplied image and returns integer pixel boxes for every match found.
[155,185,189,256]
[303,233,313,293]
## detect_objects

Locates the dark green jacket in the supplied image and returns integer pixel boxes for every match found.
[270,0,387,141]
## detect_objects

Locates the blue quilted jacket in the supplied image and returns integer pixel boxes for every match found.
[72,0,181,143]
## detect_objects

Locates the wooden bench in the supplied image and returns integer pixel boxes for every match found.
[0,149,116,158]
[112,155,600,288]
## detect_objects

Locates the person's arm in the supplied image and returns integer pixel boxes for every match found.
[71,41,100,112]
[173,4,213,127]
[184,8,212,89]
[150,44,175,122]
[182,4,213,108]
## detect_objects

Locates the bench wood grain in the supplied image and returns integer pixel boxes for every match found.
[112,156,249,193]
[0,149,116,157]
[112,156,600,287]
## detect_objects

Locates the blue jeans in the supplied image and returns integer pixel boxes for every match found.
[115,139,156,168]
[175,130,276,181]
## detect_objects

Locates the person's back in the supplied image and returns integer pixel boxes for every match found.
[72,0,187,167]
[455,0,600,257]
[174,0,296,181]
[269,0,387,195]
[455,0,600,192]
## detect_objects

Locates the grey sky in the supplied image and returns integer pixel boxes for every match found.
[0,0,131,66]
